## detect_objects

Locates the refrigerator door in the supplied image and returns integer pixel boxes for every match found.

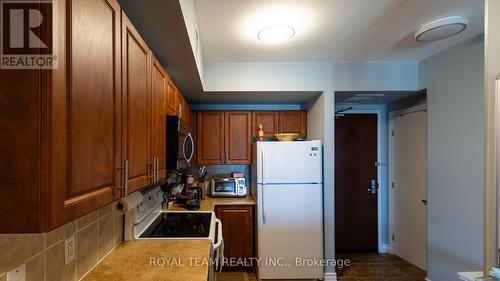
[257,183,324,279]
[257,140,322,184]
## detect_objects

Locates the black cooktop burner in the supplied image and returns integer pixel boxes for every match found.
[140,212,212,238]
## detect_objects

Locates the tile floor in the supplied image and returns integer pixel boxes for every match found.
[336,252,426,281]
[216,253,425,281]
[216,271,256,281]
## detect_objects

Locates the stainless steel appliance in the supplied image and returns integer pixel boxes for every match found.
[166,116,194,170]
[124,186,223,281]
[210,176,247,197]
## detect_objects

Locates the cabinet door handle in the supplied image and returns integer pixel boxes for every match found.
[148,161,154,181]
[115,160,129,195]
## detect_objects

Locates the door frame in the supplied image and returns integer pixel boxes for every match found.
[388,103,427,256]
[336,108,384,253]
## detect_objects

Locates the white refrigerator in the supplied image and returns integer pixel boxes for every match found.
[252,140,324,280]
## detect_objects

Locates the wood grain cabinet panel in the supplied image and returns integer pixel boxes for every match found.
[46,0,124,230]
[279,110,307,138]
[215,205,255,269]
[122,12,152,194]
[197,112,225,164]
[225,112,251,164]
[0,0,124,232]
[251,111,279,137]
[166,80,178,116]
[151,56,167,180]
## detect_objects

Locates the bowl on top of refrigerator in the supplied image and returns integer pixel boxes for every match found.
[274,133,299,141]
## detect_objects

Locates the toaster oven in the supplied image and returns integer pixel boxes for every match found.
[210,177,247,197]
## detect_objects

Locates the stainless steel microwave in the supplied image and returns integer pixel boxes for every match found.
[166,116,194,170]
[210,177,247,197]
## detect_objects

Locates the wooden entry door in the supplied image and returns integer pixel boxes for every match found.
[335,114,378,251]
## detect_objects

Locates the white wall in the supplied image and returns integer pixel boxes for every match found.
[305,92,336,275]
[419,35,484,281]
[203,62,418,92]
[179,0,204,81]
[484,0,500,271]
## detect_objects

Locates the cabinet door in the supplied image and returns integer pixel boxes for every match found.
[122,12,152,193]
[166,79,178,116]
[151,56,167,180]
[252,111,279,138]
[45,0,123,230]
[215,205,254,268]
[225,111,251,164]
[197,112,224,164]
[279,110,307,138]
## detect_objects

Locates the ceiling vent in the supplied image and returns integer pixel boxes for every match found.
[415,16,469,42]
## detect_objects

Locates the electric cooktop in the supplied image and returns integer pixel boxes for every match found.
[139,212,212,238]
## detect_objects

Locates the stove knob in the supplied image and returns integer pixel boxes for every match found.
[137,204,146,213]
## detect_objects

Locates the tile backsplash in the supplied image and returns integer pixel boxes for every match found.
[185,164,250,183]
[0,202,123,281]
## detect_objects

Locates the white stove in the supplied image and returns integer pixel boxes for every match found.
[124,186,223,281]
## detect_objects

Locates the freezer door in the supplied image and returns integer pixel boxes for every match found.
[257,141,322,184]
[257,183,324,279]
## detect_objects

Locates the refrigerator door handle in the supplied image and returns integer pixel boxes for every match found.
[261,148,266,184]
[262,185,266,225]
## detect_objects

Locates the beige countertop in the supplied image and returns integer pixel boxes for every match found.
[168,195,255,212]
[82,240,212,281]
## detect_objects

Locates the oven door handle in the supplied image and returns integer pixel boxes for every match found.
[214,218,223,249]
[183,133,194,164]
[214,218,224,272]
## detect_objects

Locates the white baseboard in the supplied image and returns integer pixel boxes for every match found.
[379,244,392,253]
[425,278,431,281]
[324,272,337,281]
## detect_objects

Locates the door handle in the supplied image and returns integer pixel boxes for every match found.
[421,200,428,206]
[367,179,378,194]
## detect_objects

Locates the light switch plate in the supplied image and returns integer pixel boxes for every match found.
[64,235,75,265]
[7,263,25,281]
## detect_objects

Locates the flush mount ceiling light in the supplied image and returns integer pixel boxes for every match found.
[415,16,469,42]
[257,25,295,44]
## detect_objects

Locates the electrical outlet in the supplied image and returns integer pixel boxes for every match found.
[65,235,75,265]
[7,263,25,281]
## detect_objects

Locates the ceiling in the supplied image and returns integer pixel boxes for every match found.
[335,91,424,105]
[191,91,322,104]
[195,0,484,62]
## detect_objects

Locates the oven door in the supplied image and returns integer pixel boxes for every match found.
[211,179,238,197]
[177,119,194,169]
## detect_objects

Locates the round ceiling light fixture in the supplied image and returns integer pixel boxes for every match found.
[257,24,295,44]
[415,16,469,42]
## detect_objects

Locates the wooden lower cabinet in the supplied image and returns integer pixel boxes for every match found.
[215,205,255,270]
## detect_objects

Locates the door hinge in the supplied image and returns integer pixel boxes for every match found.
[391,129,394,136]
[391,182,395,188]
[392,234,395,242]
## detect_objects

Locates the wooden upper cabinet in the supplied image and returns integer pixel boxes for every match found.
[225,112,252,164]
[252,111,279,138]
[122,12,152,194]
[279,110,307,138]
[0,0,125,232]
[151,56,167,180]
[166,79,178,116]
[197,112,225,164]
[48,0,123,229]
